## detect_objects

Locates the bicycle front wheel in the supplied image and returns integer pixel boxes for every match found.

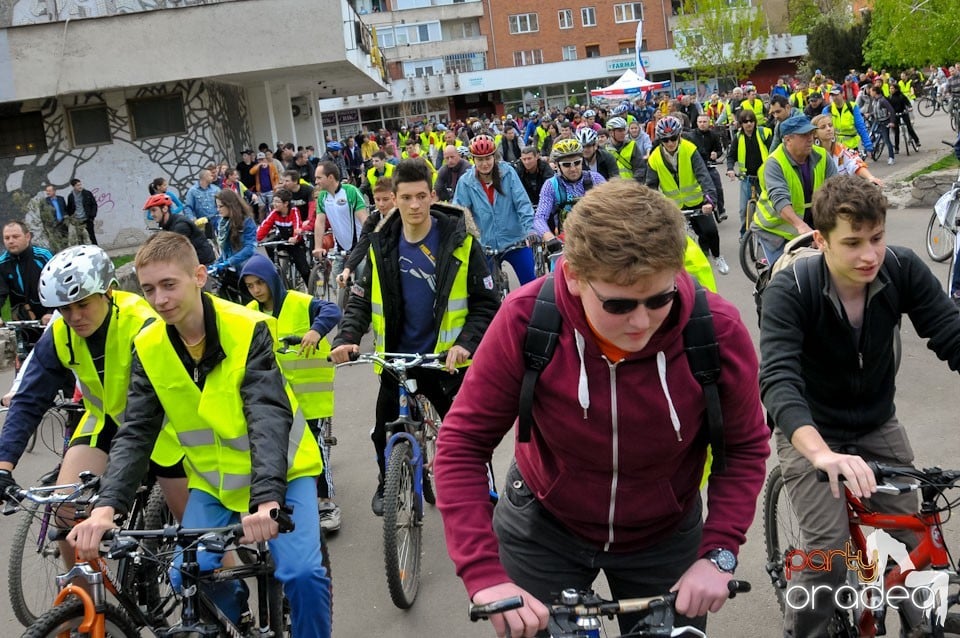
[916,95,935,118]
[382,441,422,609]
[418,398,441,506]
[21,598,140,638]
[763,465,801,615]
[8,501,62,627]
[138,484,179,626]
[739,229,762,283]
[926,209,955,262]
[307,263,329,301]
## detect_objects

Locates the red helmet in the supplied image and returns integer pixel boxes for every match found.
[143,194,172,210]
[469,134,497,158]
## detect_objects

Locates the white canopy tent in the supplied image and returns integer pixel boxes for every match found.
[590,69,671,100]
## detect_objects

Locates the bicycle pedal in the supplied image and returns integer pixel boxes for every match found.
[324,436,338,446]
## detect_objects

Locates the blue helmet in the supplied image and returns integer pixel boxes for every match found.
[326,141,342,152]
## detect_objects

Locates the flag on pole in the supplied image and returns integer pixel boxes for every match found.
[635,21,647,81]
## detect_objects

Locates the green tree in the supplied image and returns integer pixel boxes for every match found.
[786,0,850,33]
[674,0,770,84]
[864,0,960,67]
[806,13,870,81]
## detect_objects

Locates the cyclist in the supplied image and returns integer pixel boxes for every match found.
[751,115,837,265]
[646,116,729,275]
[758,176,960,638]
[0,245,188,553]
[887,83,921,154]
[0,221,54,325]
[512,145,554,209]
[256,188,311,286]
[452,134,537,286]
[810,115,883,185]
[688,114,728,223]
[308,161,368,283]
[435,178,769,638]
[533,138,606,255]
[726,110,773,238]
[576,127,618,180]
[434,145,471,203]
[329,158,499,516]
[143,194,216,266]
[68,231,331,638]
[606,116,649,180]
[823,87,873,156]
[340,178,396,288]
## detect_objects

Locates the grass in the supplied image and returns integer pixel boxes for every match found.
[906,153,960,181]
[112,254,135,268]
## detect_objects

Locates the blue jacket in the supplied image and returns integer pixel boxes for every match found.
[239,254,341,337]
[216,216,258,269]
[452,162,534,252]
[183,182,220,222]
[166,189,185,215]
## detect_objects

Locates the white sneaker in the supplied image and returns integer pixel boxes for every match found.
[714,255,730,275]
[319,502,341,532]
[887,157,895,165]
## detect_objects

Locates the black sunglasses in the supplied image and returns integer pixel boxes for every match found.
[662,135,680,143]
[587,281,678,315]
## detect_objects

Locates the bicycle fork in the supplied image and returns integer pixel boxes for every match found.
[53,563,109,638]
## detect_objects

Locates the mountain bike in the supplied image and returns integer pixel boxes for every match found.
[869,118,888,163]
[334,351,445,609]
[2,320,44,452]
[483,240,529,301]
[763,462,960,637]
[896,111,920,157]
[22,508,297,638]
[259,234,308,294]
[736,175,765,283]
[307,246,351,310]
[469,579,751,637]
[926,141,960,264]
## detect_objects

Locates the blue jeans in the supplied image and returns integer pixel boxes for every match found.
[489,245,536,286]
[170,477,331,637]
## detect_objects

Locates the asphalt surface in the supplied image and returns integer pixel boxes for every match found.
[0,110,958,637]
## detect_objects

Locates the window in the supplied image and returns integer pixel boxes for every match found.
[674,29,705,47]
[581,6,596,26]
[444,52,487,73]
[376,28,395,48]
[403,58,443,77]
[558,9,573,29]
[512,49,544,66]
[0,111,47,158]
[509,13,539,34]
[585,44,601,58]
[68,105,111,147]
[562,45,578,61]
[128,94,186,140]
[614,2,643,22]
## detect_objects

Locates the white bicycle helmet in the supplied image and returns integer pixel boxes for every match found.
[38,245,117,308]
[606,117,628,130]
[576,128,599,146]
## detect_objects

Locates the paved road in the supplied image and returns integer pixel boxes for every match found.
[0,110,957,637]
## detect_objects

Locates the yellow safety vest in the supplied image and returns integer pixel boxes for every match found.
[535,126,549,152]
[611,140,638,179]
[830,101,859,150]
[735,126,772,169]
[368,232,472,370]
[647,139,704,208]
[366,163,395,191]
[398,131,410,148]
[134,295,322,512]
[247,291,334,420]
[790,90,806,109]
[683,236,716,293]
[743,98,766,120]
[753,145,828,239]
[53,290,182,467]
[897,79,915,100]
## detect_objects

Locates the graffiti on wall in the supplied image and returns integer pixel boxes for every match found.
[2,0,237,28]
[0,78,251,251]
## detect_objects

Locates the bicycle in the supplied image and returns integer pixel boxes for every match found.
[915,86,949,119]
[531,237,550,278]
[258,234,308,294]
[469,579,751,637]
[869,118,888,163]
[763,462,960,637]
[925,141,960,264]
[736,175,765,283]
[483,240,529,301]
[334,351,445,609]
[206,264,247,304]
[2,319,44,452]
[307,244,351,310]
[22,506,297,638]
[896,110,920,157]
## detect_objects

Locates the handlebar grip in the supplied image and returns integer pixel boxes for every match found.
[468,596,525,621]
[270,506,295,533]
[728,580,751,598]
[348,350,360,362]
[815,461,882,483]
[280,335,302,346]
[48,527,117,542]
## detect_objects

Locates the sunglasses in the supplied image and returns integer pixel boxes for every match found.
[662,135,680,143]
[587,281,678,315]
[558,159,583,169]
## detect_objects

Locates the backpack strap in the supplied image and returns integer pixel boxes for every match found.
[519,274,561,443]
[682,283,726,473]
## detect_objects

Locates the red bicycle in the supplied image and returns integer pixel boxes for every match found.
[764,462,960,637]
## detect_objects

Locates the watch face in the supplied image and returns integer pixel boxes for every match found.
[714,549,737,572]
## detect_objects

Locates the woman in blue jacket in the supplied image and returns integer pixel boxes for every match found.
[453,135,536,285]
[212,189,257,303]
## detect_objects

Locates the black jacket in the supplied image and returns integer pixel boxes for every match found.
[512,158,555,207]
[333,203,499,356]
[161,213,215,265]
[688,127,724,166]
[66,189,97,219]
[760,246,960,442]
[587,148,620,180]
[97,294,295,515]
[434,160,471,203]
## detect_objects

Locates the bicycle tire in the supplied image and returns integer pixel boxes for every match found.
[21,598,140,638]
[925,209,955,262]
[763,465,801,614]
[307,263,326,301]
[916,95,935,118]
[382,441,422,609]
[902,127,911,157]
[952,107,960,132]
[949,252,957,297]
[908,137,920,155]
[266,574,292,637]
[418,398,441,507]
[8,500,62,627]
[871,133,884,162]
[739,228,762,283]
[336,279,350,311]
[138,484,178,625]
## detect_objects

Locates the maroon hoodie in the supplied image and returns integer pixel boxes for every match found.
[435,261,770,598]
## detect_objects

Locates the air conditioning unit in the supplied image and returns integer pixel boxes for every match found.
[291,97,312,120]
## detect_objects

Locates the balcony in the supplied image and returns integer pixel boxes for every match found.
[382,35,487,62]
[359,0,483,25]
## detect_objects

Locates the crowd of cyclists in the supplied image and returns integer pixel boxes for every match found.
[0,61,958,638]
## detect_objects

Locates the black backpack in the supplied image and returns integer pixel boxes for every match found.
[518,274,727,472]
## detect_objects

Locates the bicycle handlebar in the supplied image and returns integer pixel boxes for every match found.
[1,320,43,329]
[2,471,100,513]
[331,351,447,372]
[482,240,529,257]
[817,462,960,491]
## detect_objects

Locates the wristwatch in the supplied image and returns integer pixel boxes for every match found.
[705,548,737,574]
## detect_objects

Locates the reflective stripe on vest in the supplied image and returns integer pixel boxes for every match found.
[647,139,704,208]
[366,163,394,191]
[247,291,335,420]
[53,290,182,467]
[368,233,473,371]
[753,145,828,239]
[612,140,637,179]
[134,295,322,512]
[830,101,859,149]
[736,127,771,169]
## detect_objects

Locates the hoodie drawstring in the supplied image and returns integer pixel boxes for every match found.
[574,329,590,417]
[656,351,683,441]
